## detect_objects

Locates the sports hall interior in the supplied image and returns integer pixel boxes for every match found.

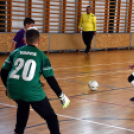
[1,0,134,134]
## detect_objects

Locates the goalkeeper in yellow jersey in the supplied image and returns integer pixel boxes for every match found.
[78,6,96,55]
[0,27,70,134]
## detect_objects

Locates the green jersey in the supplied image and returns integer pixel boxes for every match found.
[2,45,54,102]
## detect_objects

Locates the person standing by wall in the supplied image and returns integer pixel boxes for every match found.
[78,6,96,55]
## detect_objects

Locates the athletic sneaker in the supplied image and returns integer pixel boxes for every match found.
[130,97,134,101]
[85,52,90,55]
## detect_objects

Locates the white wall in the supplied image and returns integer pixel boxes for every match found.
[95,1,105,33]
[32,0,44,32]
[131,0,134,32]
[119,0,127,32]
[12,0,25,32]
[10,0,130,33]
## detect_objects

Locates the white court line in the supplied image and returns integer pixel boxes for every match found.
[54,62,133,70]
[0,62,132,87]
[0,102,134,133]
[0,70,131,86]
[56,114,134,132]
[55,70,132,80]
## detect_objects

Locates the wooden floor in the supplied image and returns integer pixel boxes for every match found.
[1,50,134,134]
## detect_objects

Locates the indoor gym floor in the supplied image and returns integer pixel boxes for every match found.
[1,50,134,134]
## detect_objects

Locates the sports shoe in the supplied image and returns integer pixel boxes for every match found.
[130,97,134,101]
[85,52,90,55]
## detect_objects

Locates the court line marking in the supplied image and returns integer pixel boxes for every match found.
[0,106,12,110]
[26,119,74,129]
[53,70,132,80]
[47,92,134,109]
[55,68,131,78]
[0,62,133,132]
[55,68,128,77]
[0,103,134,132]
[0,68,132,88]
[0,62,132,88]
[54,62,133,70]
[0,53,134,132]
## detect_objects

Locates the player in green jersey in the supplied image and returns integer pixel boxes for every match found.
[0,27,70,134]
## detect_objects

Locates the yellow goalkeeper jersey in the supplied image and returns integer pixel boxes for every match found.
[78,13,96,31]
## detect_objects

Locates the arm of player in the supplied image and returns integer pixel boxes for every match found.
[0,68,10,88]
[46,76,70,109]
[42,56,70,109]
[12,31,23,51]
[11,41,16,52]
[46,76,62,97]
[0,68,11,99]
[0,53,13,98]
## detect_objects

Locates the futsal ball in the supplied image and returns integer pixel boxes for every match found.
[88,80,99,91]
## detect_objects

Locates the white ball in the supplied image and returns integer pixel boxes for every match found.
[88,80,99,91]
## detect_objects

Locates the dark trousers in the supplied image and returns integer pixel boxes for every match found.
[82,31,94,53]
[14,97,60,134]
